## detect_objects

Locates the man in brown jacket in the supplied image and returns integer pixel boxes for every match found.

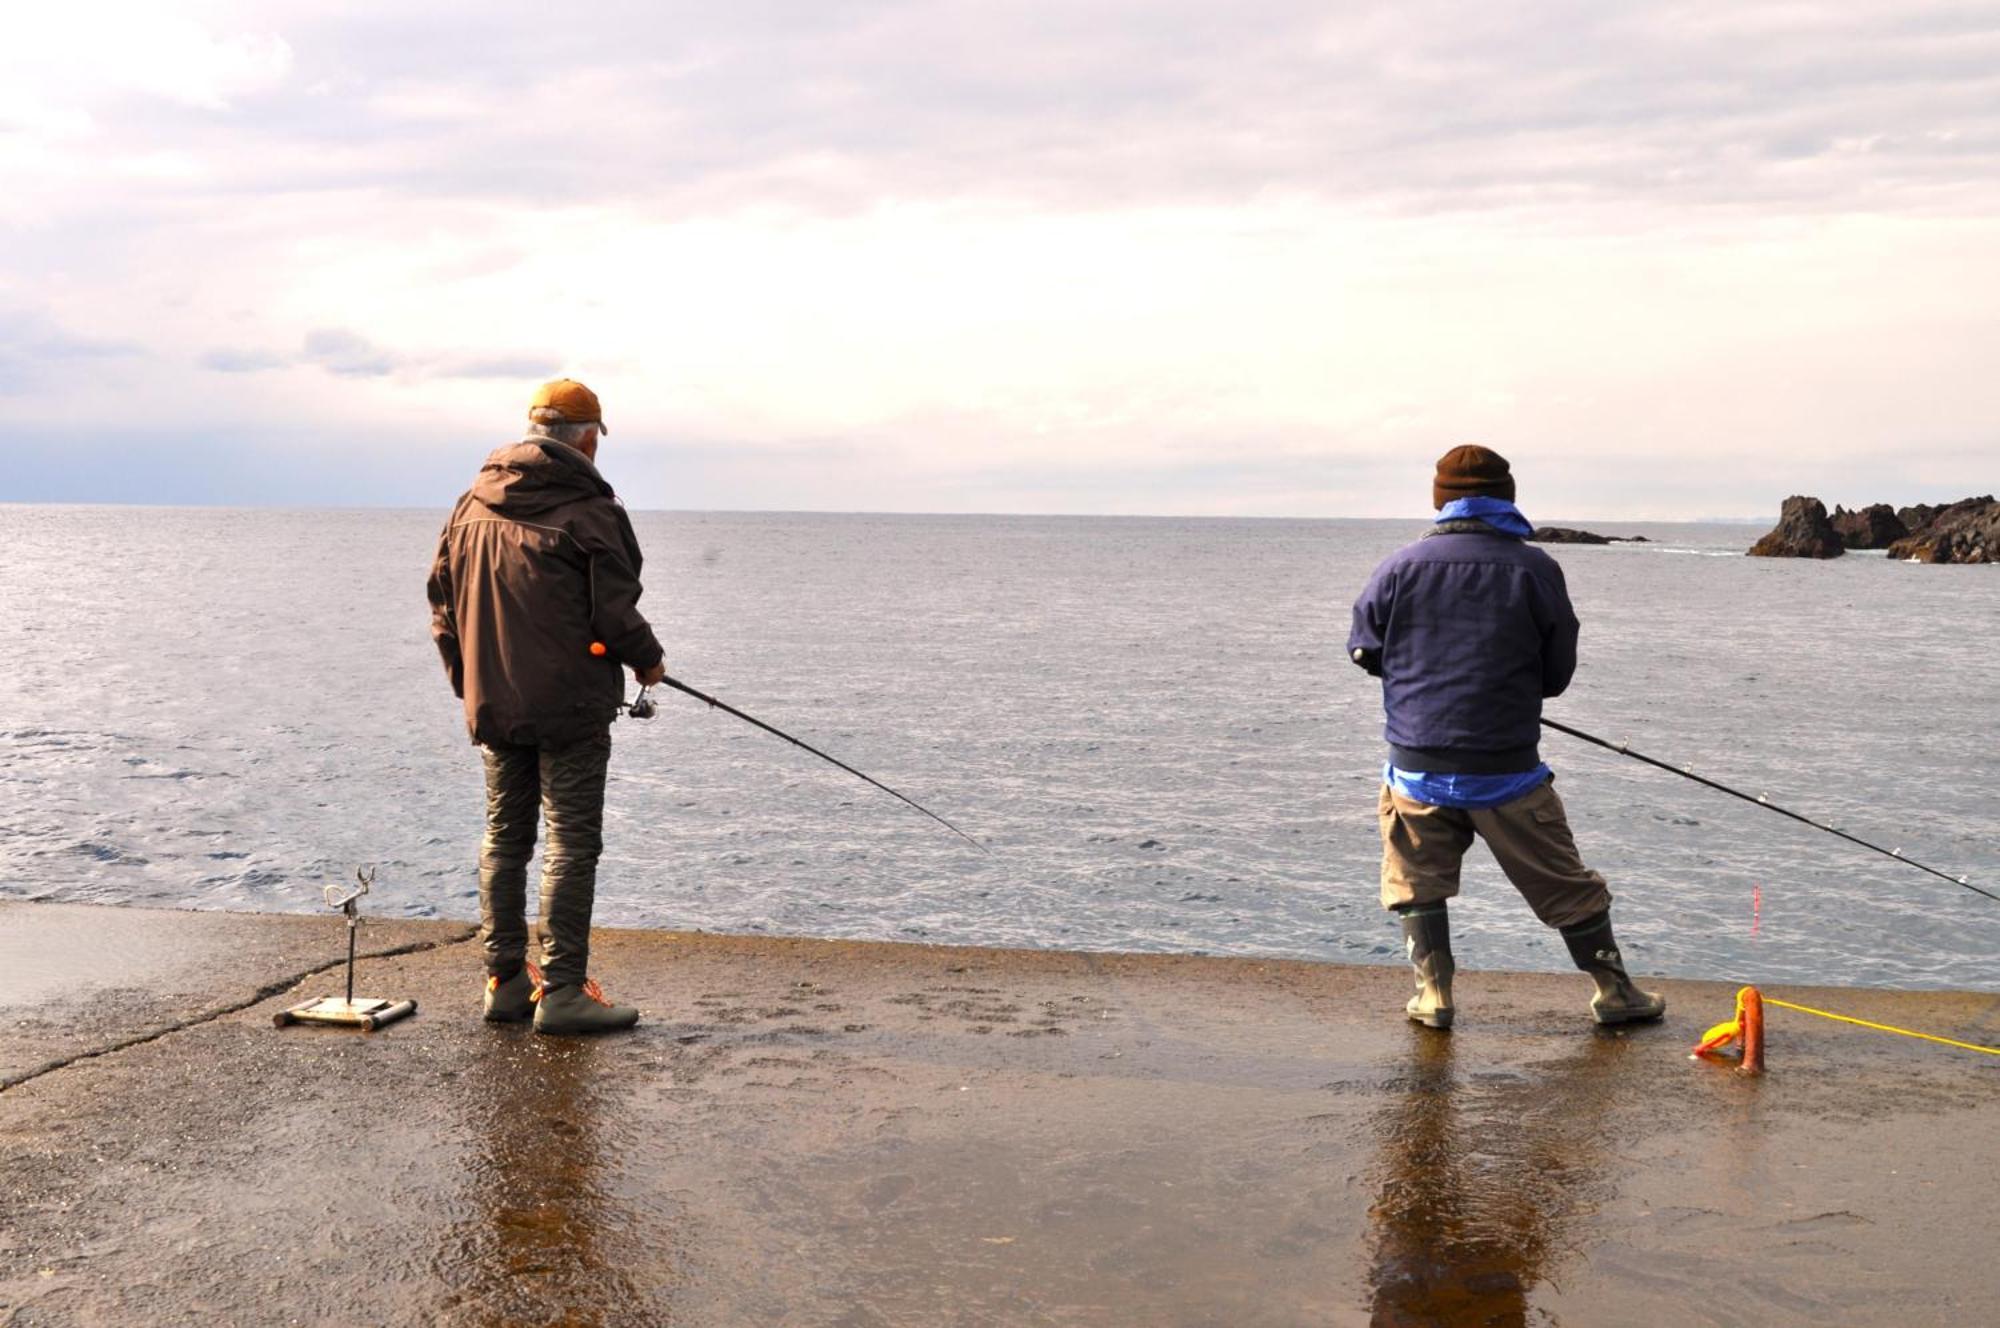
[427,378,666,1035]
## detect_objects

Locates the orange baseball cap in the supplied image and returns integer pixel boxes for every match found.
[530,378,608,434]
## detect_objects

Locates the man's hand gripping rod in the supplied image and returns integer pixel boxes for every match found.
[625,677,987,853]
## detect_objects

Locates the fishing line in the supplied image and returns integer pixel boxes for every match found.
[1763,995,2000,1057]
[1540,717,1997,905]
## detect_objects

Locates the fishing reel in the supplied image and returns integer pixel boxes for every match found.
[628,686,657,720]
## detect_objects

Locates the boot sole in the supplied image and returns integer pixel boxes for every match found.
[532,1021,639,1036]
[483,1008,533,1023]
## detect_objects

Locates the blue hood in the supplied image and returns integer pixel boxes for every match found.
[1437,496,1534,539]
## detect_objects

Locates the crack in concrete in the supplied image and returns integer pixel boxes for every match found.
[0,928,477,1094]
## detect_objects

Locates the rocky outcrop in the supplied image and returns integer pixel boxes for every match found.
[1747,496,1845,559]
[1830,503,1908,550]
[1895,497,1992,533]
[1897,503,1945,533]
[1747,493,1994,563]
[1529,528,1650,545]
[1885,498,2000,564]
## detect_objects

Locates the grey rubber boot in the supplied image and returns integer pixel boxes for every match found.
[533,979,640,1036]
[483,967,536,1023]
[1560,912,1666,1025]
[1398,903,1455,1029]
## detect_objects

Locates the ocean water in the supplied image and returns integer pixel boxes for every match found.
[1,505,1994,991]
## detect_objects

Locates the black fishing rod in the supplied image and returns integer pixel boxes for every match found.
[628,675,988,853]
[1540,716,1997,904]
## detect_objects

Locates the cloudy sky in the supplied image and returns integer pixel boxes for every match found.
[5,1,1997,516]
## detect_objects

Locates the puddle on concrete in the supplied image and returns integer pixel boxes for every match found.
[429,1031,682,1326]
[0,903,257,1009]
[3,925,1993,1325]
[1365,1025,1622,1325]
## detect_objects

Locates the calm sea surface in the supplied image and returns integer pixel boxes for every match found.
[1,506,1994,991]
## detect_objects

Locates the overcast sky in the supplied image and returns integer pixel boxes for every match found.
[5,1,1997,516]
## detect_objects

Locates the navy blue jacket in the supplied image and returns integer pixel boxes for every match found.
[1348,522,1579,773]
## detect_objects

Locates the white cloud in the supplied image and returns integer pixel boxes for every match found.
[2,1,1997,514]
[3,6,291,111]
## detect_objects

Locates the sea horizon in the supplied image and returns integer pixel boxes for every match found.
[0,497,1807,525]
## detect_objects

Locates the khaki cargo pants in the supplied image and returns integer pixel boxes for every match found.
[1377,777,1611,929]
[478,729,613,988]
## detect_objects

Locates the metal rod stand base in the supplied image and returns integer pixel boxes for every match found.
[273,997,418,1031]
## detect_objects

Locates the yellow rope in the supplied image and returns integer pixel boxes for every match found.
[1764,996,2000,1056]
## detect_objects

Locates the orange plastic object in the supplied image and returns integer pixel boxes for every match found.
[1739,986,1765,1075]
[1693,1011,1742,1057]
[1692,985,1766,1075]
[589,641,607,656]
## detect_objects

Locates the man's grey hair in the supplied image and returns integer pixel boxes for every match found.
[526,406,598,448]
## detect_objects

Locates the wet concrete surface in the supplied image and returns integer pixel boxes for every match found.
[0,901,469,1088]
[0,904,1995,1326]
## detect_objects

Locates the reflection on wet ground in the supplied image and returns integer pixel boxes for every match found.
[435,1030,678,1327]
[2,916,1996,1326]
[0,901,463,1087]
[1366,1027,1619,1325]
[0,900,406,1010]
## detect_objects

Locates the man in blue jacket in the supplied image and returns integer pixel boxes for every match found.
[1348,445,1664,1030]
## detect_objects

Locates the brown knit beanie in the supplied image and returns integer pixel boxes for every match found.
[1432,444,1515,509]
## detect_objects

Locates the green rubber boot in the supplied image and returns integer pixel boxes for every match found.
[1398,903,1455,1030]
[533,978,640,1036]
[1561,912,1666,1025]
[483,967,536,1023]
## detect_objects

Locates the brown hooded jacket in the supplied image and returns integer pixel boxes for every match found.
[427,439,664,747]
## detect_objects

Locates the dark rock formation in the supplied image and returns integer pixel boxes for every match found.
[1747,496,1845,559]
[1896,497,1993,536]
[1529,528,1651,545]
[1885,498,2000,564]
[1897,503,1945,533]
[1830,503,1908,550]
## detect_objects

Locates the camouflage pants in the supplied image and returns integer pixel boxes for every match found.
[478,729,612,988]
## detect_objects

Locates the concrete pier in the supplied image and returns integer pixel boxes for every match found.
[2,900,1995,1326]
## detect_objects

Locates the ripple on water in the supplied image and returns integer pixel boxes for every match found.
[0,508,1994,990]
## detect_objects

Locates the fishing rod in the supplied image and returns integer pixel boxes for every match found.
[1540,716,1997,904]
[626,674,988,853]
